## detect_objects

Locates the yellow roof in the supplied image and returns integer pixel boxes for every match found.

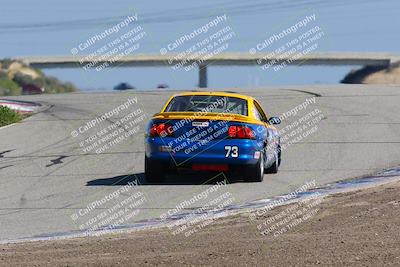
[172,91,253,101]
[156,91,274,127]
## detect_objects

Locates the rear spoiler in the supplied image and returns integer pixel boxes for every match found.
[152,112,252,123]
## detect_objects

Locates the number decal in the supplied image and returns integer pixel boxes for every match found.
[231,146,239,157]
[225,146,239,158]
[225,146,231,157]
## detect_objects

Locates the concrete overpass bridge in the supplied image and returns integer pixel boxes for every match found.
[16,52,399,87]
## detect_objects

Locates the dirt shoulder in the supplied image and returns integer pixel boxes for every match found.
[1,181,400,266]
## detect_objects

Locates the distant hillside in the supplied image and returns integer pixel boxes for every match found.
[342,61,400,84]
[0,59,76,96]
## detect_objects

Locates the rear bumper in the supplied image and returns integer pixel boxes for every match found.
[145,136,262,167]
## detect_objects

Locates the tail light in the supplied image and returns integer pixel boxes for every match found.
[228,125,255,139]
[150,123,174,137]
[192,164,229,171]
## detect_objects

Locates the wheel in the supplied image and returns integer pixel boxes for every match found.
[277,144,282,167]
[145,156,166,183]
[265,151,279,174]
[245,153,264,182]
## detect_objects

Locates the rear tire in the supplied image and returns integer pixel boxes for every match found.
[265,152,279,174]
[277,144,282,167]
[145,156,166,183]
[245,154,264,182]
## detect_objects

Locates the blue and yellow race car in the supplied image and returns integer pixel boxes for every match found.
[144,91,281,182]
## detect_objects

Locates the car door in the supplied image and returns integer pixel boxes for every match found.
[253,100,279,166]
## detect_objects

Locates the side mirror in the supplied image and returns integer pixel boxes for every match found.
[269,117,281,125]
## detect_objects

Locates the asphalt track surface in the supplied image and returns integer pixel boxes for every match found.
[1,85,400,241]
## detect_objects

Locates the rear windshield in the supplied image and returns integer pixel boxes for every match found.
[164,95,248,116]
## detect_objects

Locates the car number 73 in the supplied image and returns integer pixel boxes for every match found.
[225,146,239,158]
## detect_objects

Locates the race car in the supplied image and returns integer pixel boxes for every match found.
[144,91,281,182]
